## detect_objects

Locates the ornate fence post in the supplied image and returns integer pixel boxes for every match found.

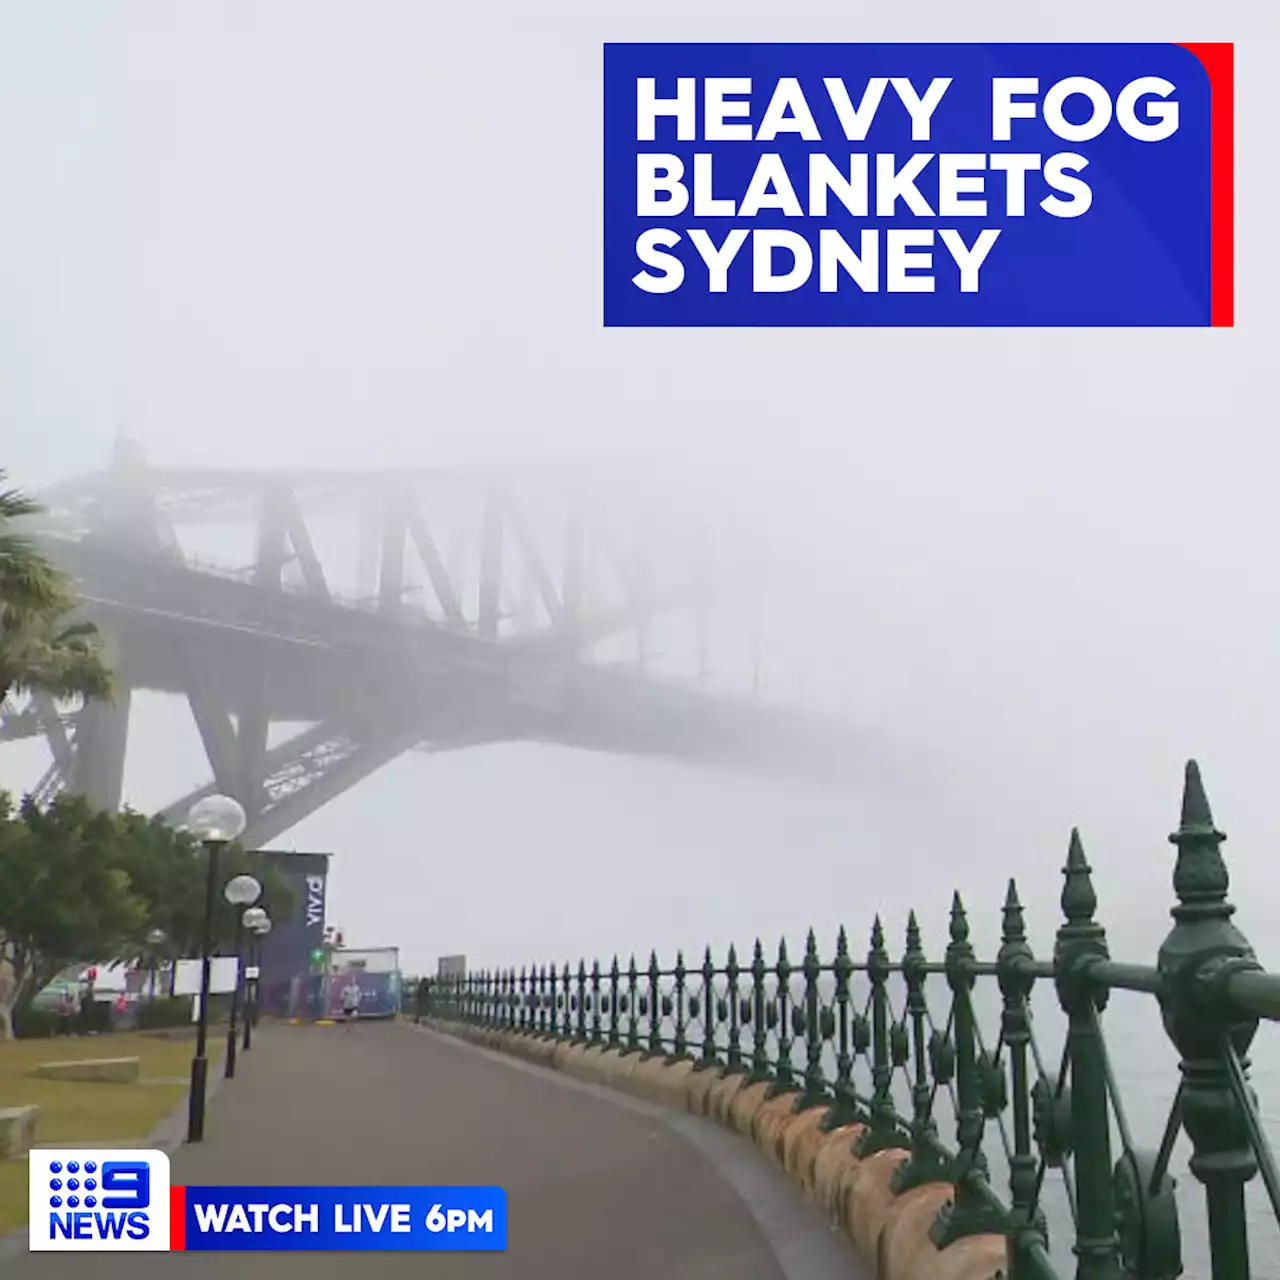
[747,939,771,1084]
[821,926,860,1131]
[672,950,688,1061]
[547,964,558,1038]
[624,954,640,1054]
[998,880,1048,1272]
[575,960,588,1042]
[561,962,572,1039]
[795,930,828,1113]
[1053,831,1121,1279]
[931,894,1006,1247]
[608,956,621,1049]
[857,917,911,1154]
[1158,761,1261,1280]
[590,960,602,1046]
[725,944,745,1076]
[768,938,797,1099]
[892,913,949,1190]
[537,965,548,1035]
[647,951,662,1056]
[517,967,527,1031]
[697,946,720,1070]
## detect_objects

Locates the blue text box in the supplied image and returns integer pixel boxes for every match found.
[602,43,1232,327]
[181,1186,506,1251]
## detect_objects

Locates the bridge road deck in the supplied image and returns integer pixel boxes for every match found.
[13,1021,860,1279]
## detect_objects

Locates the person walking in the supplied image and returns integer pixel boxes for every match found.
[340,975,362,1031]
[54,988,75,1036]
[77,979,96,1036]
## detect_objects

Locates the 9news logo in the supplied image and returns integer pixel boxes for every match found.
[28,1150,172,1251]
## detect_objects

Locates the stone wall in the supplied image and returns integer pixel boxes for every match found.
[424,1019,1007,1280]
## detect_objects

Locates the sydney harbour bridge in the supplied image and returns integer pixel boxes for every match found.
[0,442,860,847]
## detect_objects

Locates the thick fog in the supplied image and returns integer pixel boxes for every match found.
[0,1,1274,981]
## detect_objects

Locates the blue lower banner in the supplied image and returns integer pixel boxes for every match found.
[175,1186,506,1251]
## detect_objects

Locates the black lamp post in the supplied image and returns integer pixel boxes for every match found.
[145,929,166,1003]
[243,914,271,1051]
[184,794,246,1144]
[223,880,263,1080]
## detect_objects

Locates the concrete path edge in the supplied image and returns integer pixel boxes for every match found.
[416,1019,1008,1280]
[406,1021,859,1280]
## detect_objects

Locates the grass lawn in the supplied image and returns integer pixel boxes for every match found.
[0,1031,194,1233]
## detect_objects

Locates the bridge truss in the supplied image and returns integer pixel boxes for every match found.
[0,444,855,845]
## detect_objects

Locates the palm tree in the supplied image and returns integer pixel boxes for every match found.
[0,475,62,613]
[0,470,113,706]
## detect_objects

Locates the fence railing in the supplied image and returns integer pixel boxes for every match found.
[415,761,1280,1280]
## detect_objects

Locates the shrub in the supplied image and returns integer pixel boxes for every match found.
[12,1005,60,1038]
[136,995,230,1030]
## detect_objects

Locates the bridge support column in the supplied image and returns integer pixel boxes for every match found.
[70,687,132,811]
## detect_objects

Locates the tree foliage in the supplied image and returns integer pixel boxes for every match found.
[0,793,295,1039]
[108,809,294,962]
[0,469,113,705]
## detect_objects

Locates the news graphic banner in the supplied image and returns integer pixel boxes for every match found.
[602,43,1233,327]
[29,1151,507,1252]
[29,1151,173,1252]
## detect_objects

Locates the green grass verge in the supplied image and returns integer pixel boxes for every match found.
[0,1031,193,1233]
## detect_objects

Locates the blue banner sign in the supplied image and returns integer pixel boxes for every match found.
[602,43,1233,327]
[177,1186,506,1251]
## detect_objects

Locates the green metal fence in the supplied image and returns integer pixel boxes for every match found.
[417,761,1280,1280]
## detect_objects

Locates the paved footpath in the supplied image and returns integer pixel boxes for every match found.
[13,1020,859,1279]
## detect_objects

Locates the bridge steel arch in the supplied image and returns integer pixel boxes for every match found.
[0,448,858,846]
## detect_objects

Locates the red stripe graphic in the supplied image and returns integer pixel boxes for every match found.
[1178,42,1234,327]
[169,1186,186,1251]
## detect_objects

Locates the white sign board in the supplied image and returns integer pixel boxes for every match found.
[172,957,239,996]
[245,965,260,980]
[437,954,466,980]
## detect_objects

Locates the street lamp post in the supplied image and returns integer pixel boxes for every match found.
[185,795,246,1144]
[243,913,271,1052]
[145,928,166,1002]
[223,879,263,1080]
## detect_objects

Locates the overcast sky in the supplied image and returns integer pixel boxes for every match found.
[0,2,1275,980]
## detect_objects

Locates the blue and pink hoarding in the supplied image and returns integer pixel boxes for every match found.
[294,949,402,1020]
[253,853,402,1020]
